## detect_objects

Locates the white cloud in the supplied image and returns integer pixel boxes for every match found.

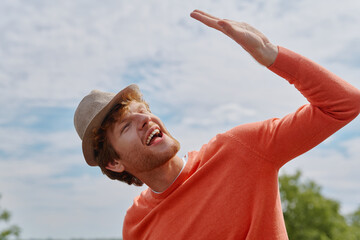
[0,0,359,238]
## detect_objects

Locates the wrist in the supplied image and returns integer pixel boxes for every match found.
[262,43,278,67]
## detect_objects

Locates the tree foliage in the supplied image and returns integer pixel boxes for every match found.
[348,207,360,239]
[279,171,360,240]
[0,194,20,240]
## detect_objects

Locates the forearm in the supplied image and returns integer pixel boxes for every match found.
[228,47,360,169]
[268,46,360,121]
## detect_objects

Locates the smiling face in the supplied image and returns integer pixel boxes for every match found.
[106,101,180,175]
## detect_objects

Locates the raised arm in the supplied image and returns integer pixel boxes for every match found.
[190,9,278,67]
[191,10,360,168]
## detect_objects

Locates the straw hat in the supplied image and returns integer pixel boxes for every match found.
[74,84,142,166]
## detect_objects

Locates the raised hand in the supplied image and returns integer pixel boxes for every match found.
[190,10,278,67]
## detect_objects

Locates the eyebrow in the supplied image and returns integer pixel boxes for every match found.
[135,103,147,111]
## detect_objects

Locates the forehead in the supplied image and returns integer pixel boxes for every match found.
[113,100,148,123]
[127,100,147,111]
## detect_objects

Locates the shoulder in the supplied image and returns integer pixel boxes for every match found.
[124,189,152,221]
[191,123,258,162]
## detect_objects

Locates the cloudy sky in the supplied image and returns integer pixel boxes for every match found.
[0,0,359,238]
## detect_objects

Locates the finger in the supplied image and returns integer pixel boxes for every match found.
[190,11,224,32]
[192,9,221,21]
[190,11,218,25]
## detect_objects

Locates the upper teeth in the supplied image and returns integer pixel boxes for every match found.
[146,129,160,145]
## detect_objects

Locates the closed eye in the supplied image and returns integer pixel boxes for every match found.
[121,122,131,134]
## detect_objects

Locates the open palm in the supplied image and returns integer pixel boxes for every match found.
[190,10,278,67]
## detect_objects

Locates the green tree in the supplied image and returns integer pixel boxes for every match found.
[347,207,360,239]
[279,171,357,240]
[0,194,20,240]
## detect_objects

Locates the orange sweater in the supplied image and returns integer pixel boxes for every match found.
[123,47,360,240]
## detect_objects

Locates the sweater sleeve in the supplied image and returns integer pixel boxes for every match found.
[227,46,360,169]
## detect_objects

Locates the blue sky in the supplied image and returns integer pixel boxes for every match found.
[0,0,360,238]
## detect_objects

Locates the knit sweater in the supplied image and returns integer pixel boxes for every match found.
[122,47,360,240]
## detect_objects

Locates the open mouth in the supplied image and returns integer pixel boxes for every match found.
[146,128,163,146]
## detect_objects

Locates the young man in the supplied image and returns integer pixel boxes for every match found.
[74,10,360,240]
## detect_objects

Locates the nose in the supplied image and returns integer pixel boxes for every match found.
[135,113,151,130]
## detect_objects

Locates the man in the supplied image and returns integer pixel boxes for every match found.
[74,10,360,240]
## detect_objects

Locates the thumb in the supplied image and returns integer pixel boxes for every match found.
[217,20,233,32]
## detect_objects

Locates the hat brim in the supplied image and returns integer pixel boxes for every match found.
[82,84,142,166]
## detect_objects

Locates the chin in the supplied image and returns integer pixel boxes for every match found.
[131,135,181,173]
[147,141,181,171]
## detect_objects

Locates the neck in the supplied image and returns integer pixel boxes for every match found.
[137,155,184,193]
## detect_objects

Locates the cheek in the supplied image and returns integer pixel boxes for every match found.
[112,132,138,154]
[116,138,140,163]
[125,131,145,149]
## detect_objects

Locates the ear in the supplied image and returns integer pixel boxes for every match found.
[105,159,125,173]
